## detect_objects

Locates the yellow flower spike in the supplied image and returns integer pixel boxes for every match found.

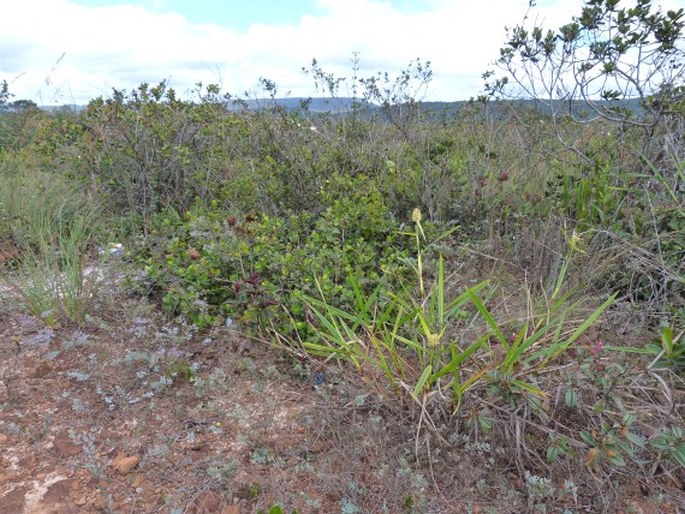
[569,229,586,254]
[412,208,426,240]
[426,333,441,346]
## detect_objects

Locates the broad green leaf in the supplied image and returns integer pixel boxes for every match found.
[512,378,546,398]
[673,445,685,468]
[580,430,597,446]
[606,451,626,467]
[661,326,674,354]
[565,388,578,408]
[412,365,433,399]
[432,334,490,381]
[467,289,509,350]
[547,446,559,462]
[539,293,616,366]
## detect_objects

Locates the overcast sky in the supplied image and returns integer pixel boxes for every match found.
[0,0,677,104]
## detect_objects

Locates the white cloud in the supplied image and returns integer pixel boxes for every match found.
[1,0,654,104]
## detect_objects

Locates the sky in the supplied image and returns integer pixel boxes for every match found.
[0,0,679,105]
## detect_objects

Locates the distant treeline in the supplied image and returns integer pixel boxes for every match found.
[4,95,645,122]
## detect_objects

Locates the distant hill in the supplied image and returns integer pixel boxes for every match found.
[227,97,364,113]
[226,96,647,120]
[19,96,646,120]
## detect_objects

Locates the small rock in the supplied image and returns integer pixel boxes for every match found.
[53,432,82,458]
[47,479,78,505]
[92,494,108,511]
[0,486,28,514]
[43,479,74,503]
[31,362,52,379]
[0,471,20,485]
[20,455,36,468]
[130,474,146,488]
[310,441,325,453]
[194,491,222,513]
[0,434,8,444]
[113,454,140,475]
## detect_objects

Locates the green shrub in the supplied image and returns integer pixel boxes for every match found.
[126,180,424,338]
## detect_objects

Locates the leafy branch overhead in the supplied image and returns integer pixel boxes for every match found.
[490,0,684,122]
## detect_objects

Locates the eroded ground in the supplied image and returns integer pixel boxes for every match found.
[1,285,683,514]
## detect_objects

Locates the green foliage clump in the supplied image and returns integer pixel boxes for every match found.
[297,209,614,419]
[127,177,419,338]
[81,83,232,221]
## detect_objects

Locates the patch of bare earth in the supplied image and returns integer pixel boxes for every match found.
[0,290,453,513]
[1,282,683,513]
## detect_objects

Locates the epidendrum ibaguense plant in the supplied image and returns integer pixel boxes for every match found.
[293,208,615,427]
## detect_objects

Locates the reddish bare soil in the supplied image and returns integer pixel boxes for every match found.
[1,285,683,513]
[0,290,481,514]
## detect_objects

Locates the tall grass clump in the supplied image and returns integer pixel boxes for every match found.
[0,162,102,325]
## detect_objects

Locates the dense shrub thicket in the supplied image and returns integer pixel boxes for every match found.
[2,78,682,327]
